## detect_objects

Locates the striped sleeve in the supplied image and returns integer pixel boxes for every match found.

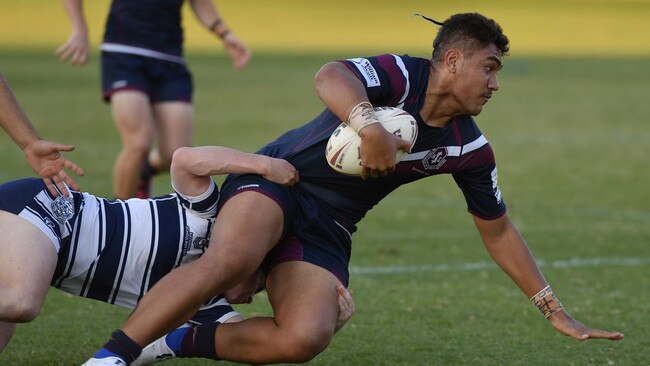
[173,180,220,219]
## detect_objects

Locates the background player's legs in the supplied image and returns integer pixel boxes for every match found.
[214,261,341,363]
[121,191,285,347]
[110,90,155,199]
[0,211,57,351]
[148,101,193,173]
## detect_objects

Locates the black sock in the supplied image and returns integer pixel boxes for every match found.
[140,159,158,179]
[102,329,142,363]
[181,322,220,360]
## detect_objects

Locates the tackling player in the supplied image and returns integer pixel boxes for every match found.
[0,146,356,360]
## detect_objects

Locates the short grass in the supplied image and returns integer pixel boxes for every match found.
[0,51,649,365]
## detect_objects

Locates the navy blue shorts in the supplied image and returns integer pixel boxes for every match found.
[101,51,193,103]
[219,175,352,286]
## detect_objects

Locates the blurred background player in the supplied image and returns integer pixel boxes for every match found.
[0,72,84,196]
[83,12,623,366]
[57,0,252,199]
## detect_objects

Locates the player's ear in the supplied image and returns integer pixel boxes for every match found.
[444,49,460,74]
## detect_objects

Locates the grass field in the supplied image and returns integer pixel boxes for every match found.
[1,1,650,365]
[1,50,649,365]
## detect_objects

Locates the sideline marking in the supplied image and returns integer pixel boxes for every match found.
[350,256,650,275]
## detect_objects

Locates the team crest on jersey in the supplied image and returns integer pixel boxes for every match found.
[193,236,208,250]
[422,148,448,170]
[51,196,74,224]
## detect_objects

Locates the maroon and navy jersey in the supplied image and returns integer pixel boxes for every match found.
[255,54,506,232]
[103,0,185,57]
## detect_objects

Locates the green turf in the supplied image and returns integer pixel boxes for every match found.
[0,51,648,365]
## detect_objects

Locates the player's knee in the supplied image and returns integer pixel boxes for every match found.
[123,139,152,156]
[278,326,333,362]
[0,293,41,323]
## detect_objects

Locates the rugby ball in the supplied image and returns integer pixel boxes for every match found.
[325,106,418,176]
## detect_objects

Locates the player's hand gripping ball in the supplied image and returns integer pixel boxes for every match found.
[326,107,418,176]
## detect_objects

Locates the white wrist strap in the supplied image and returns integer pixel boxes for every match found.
[530,285,564,318]
[347,101,380,134]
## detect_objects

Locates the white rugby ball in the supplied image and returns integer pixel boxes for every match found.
[325,106,418,176]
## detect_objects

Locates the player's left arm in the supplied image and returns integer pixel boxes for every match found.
[188,0,251,71]
[0,74,84,196]
[473,213,624,341]
[170,146,299,197]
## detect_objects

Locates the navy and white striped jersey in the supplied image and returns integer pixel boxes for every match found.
[101,0,186,62]
[256,54,506,233]
[0,178,237,323]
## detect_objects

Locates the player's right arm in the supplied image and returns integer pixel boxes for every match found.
[56,0,90,66]
[170,146,299,197]
[314,61,411,179]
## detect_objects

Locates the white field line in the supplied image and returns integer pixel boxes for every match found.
[350,256,650,275]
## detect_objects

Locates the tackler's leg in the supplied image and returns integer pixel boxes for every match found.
[0,210,58,351]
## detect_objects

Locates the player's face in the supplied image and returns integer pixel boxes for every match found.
[454,43,502,116]
[224,269,266,304]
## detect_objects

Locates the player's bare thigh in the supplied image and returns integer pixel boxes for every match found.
[110,90,156,148]
[0,210,57,323]
[266,261,341,337]
[198,191,286,284]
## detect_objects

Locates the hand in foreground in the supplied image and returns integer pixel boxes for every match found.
[548,310,624,341]
[334,284,355,333]
[263,157,299,186]
[222,33,252,71]
[24,139,84,196]
[358,123,412,179]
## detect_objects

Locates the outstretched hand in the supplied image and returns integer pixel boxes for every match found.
[548,310,624,341]
[24,139,84,197]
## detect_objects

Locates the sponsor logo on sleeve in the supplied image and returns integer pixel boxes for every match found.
[491,168,503,203]
[349,58,380,87]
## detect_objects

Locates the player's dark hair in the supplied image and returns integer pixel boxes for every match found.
[428,13,509,63]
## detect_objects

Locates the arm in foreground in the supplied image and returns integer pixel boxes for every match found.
[0,74,84,196]
[170,145,299,197]
[314,62,411,178]
[473,213,624,341]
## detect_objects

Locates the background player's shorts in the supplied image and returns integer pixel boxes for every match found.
[219,174,352,286]
[101,51,193,103]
